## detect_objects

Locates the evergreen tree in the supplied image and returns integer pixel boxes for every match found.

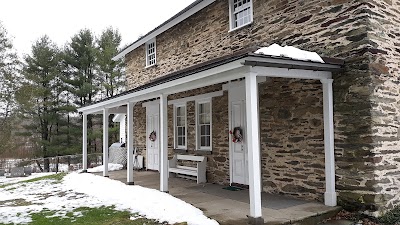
[63,29,101,153]
[17,36,62,171]
[0,22,20,156]
[96,27,125,142]
[96,27,125,99]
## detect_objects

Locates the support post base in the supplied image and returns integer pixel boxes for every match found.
[162,191,169,194]
[324,191,337,206]
[127,182,135,185]
[80,170,87,173]
[247,216,264,225]
[104,176,109,178]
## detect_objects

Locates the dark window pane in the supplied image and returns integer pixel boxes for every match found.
[205,125,210,135]
[201,136,206,146]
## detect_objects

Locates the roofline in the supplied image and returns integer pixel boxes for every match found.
[112,0,216,61]
[79,53,344,113]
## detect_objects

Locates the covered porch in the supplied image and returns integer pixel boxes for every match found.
[78,49,343,224]
[100,170,340,225]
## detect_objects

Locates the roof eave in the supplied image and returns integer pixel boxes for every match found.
[112,0,216,61]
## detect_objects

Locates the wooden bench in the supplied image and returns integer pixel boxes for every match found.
[168,154,207,184]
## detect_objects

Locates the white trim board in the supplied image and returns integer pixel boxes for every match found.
[112,0,216,61]
[142,100,160,108]
[168,91,223,105]
[222,77,266,91]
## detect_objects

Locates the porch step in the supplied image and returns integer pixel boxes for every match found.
[286,206,342,225]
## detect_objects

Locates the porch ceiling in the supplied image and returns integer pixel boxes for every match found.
[78,52,343,115]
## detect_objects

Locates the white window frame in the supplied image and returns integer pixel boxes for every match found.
[228,0,254,32]
[145,38,156,67]
[195,99,212,151]
[173,103,187,150]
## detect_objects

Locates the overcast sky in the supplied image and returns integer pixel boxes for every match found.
[0,0,195,56]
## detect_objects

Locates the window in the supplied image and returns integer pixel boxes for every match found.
[174,104,187,149]
[146,39,156,67]
[196,100,212,150]
[229,0,253,31]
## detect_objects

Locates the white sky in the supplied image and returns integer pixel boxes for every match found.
[0,0,195,56]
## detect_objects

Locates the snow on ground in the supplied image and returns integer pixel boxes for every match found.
[0,172,218,225]
[87,163,123,172]
[255,43,325,63]
[0,172,54,186]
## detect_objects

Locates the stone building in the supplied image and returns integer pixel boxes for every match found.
[78,0,400,222]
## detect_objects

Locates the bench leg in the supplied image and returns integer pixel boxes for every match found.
[197,172,206,184]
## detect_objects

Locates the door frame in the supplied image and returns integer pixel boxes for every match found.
[225,78,266,185]
[144,101,160,171]
[227,80,247,185]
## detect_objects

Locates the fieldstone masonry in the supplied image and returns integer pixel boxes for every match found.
[125,0,400,215]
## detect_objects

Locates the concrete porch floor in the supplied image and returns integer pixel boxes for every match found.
[94,170,340,225]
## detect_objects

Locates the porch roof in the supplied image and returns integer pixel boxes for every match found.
[78,50,344,114]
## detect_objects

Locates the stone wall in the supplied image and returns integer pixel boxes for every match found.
[359,0,400,215]
[260,78,325,201]
[123,0,398,214]
[132,80,326,200]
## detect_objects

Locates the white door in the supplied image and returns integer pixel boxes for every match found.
[146,104,160,171]
[229,82,249,185]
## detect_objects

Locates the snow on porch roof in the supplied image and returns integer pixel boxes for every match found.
[79,47,344,112]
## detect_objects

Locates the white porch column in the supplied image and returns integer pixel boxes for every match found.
[321,79,337,206]
[245,72,263,222]
[82,113,88,172]
[160,94,168,192]
[120,116,126,143]
[127,102,135,185]
[103,108,109,177]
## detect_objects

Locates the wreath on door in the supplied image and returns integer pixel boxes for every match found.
[149,131,157,142]
[229,127,243,143]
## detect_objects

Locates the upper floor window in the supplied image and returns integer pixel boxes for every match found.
[196,100,212,151]
[146,39,156,67]
[174,104,187,149]
[229,0,253,31]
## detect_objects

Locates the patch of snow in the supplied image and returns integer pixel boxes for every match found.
[63,173,218,225]
[255,43,325,63]
[0,172,55,186]
[0,172,218,225]
[87,163,123,173]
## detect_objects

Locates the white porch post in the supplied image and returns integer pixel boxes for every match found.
[160,94,169,192]
[82,113,88,172]
[127,102,135,185]
[103,108,109,177]
[321,79,337,206]
[245,72,263,222]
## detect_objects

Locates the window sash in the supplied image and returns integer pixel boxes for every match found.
[230,0,253,30]
[146,40,156,66]
[174,105,186,149]
[196,101,211,150]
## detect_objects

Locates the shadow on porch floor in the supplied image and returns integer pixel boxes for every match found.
[94,170,340,225]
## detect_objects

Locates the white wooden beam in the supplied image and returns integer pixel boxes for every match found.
[109,106,127,114]
[82,114,88,172]
[142,100,160,108]
[321,78,337,206]
[119,116,126,143]
[251,66,332,80]
[127,102,135,185]
[168,91,223,105]
[103,108,109,177]
[160,94,169,192]
[245,72,263,220]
